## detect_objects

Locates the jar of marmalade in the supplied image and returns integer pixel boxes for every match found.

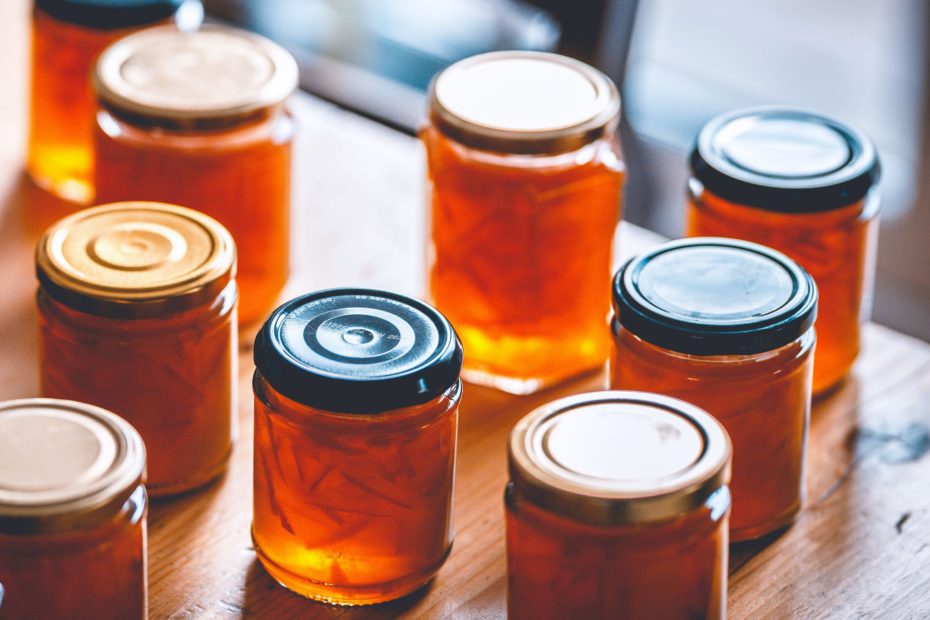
[0,398,147,620]
[36,201,237,497]
[507,391,732,620]
[252,289,463,605]
[92,25,298,325]
[424,51,624,394]
[610,238,817,541]
[27,0,188,204]
[687,107,880,394]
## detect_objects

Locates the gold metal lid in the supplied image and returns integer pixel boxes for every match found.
[509,391,731,526]
[0,399,146,535]
[428,51,620,155]
[36,201,236,318]
[93,25,298,128]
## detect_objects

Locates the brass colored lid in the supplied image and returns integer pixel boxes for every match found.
[36,201,236,318]
[428,51,620,154]
[93,25,298,127]
[0,399,146,535]
[509,391,731,526]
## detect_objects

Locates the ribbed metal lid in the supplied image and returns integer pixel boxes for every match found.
[429,51,619,154]
[509,391,731,526]
[0,399,146,535]
[36,201,236,318]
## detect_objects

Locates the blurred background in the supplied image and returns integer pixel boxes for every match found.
[205,0,929,341]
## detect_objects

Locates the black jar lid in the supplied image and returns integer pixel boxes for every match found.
[690,107,880,212]
[35,0,183,30]
[612,238,817,356]
[254,289,464,414]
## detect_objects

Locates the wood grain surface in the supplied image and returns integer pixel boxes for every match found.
[3,2,930,618]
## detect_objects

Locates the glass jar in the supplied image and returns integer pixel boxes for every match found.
[687,107,880,395]
[610,238,817,541]
[27,0,187,204]
[92,25,298,326]
[252,289,463,605]
[36,201,237,497]
[423,51,625,394]
[506,391,732,620]
[0,398,147,619]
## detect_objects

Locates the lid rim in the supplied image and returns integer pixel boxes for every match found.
[690,106,881,213]
[508,391,731,526]
[254,289,464,414]
[35,0,182,30]
[428,51,620,155]
[612,238,818,356]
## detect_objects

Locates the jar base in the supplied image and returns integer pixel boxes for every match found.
[147,443,233,498]
[26,167,93,206]
[253,534,451,606]
[730,505,799,543]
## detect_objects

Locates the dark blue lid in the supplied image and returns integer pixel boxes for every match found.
[254,289,463,413]
[690,107,880,212]
[612,238,817,355]
[35,0,183,30]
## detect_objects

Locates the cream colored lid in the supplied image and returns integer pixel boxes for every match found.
[94,25,298,125]
[429,51,619,154]
[509,391,731,525]
[37,202,235,318]
[0,399,146,534]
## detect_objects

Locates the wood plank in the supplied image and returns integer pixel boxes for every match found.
[3,0,930,617]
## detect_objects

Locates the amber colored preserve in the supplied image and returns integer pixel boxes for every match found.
[687,107,880,394]
[252,289,463,605]
[92,26,298,325]
[27,0,184,203]
[610,238,817,542]
[424,52,624,394]
[36,202,237,497]
[506,392,732,620]
[0,399,148,620]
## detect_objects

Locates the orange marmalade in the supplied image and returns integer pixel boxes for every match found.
[36,202,237,497]
[507,392,732,620]
[424,52,624,394]
[252,289,463,605]
[27,0,185,204]
[610,238,817,541]
[92,26,297,326]
[687,107,880,394]
[0,399,147,620]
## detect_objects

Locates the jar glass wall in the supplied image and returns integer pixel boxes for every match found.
[686,107,880,394]
[36,202,238,497]
[251,289,464,605]
[424,52,624,394]
[609,238,817,541]
[505,391,731,620]
[27,0,185,203]
[0,399,148,620]
[92,26,298,326]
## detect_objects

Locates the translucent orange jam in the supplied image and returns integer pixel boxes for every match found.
[0,399,148,620]
[424,52,624,394]
[252,289,463,605]
[609,238,817,541]
[92,26,298,326]
[36,202,237,497]
[506,392,732,620]
[686,107,880,394]
[27,0,184,204]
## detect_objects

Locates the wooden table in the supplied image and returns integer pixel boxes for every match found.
[4,3,930,618]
